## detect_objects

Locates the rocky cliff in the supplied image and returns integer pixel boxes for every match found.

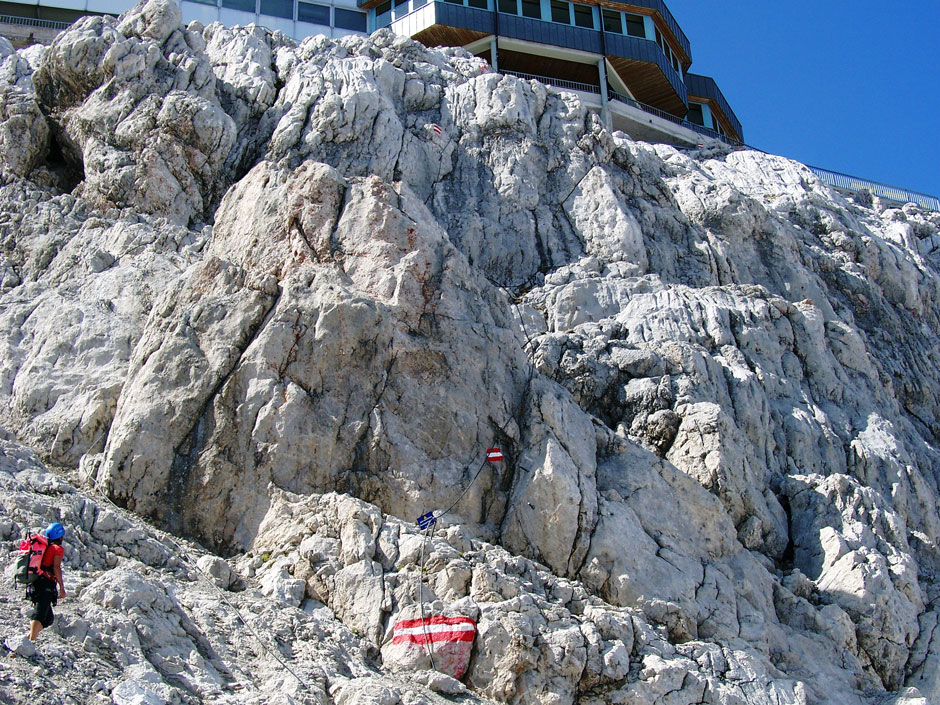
[1,1,939,703]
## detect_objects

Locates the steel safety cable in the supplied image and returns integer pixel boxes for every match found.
[71,441,322,699]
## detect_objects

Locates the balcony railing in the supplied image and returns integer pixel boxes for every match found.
[808,167,940,211]
[503,70,600,95]
[0,14,72,29]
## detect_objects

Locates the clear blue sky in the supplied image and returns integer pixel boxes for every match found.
[667,1,940,197]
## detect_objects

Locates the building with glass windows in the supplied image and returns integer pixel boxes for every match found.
[0,0,741,145]
[365,0,743,144]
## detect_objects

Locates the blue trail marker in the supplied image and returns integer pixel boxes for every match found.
[417,512,437,530]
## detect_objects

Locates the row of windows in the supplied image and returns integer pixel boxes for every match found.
[448,0,651,44]
[187,0,366,30]
[499,0,681,74]
[421,0,676,62]
[654,25,680,73]
[375,0,435,25]
[602,8,644,38]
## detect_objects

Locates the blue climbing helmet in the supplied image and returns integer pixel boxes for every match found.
[44,522,65,540]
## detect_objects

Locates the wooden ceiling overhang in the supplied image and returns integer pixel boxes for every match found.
[412,23,491,48]
[607,56,685,116]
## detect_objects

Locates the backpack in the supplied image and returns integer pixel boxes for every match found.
[14,534,50,587]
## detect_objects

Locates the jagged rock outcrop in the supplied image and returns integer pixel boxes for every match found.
[33,0,234,223]
[0,0,939,703]
[0,37,48,179]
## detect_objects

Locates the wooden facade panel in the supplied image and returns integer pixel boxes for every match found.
[499,49,602,85]
[608,57,686,116]
[413,24,489,46]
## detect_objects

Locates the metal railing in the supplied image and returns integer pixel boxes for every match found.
[503,70,600,95]
[608,88,682,124]
[808,166,940,211]
[0,14,72,29]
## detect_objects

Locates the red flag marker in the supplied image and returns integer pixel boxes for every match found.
[486,447,504,462]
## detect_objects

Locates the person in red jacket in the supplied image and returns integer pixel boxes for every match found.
[27,522,66,642]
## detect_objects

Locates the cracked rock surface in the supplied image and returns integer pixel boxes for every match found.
[0,0,939,703]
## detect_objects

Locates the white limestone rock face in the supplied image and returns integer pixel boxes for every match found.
[245,487,816,705]
[0,45,48,178]
[201,22,290,178]
[564,165,648,273]
[501,375,597,577]
[0,5,939,704]
[785,472,924,690]
[96,159,532,551]
[0,175,206,464]
[33,0,234,223]
[0,438,490,705]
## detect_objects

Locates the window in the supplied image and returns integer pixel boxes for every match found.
[671,53,679,71]
[468,0,488,8]
[551,0,569,24]
[260,0,292,18]
[624,13,644,38]
[298,1,330,23]
[520,0,540,19]
[572,3,591,28]
[335,7,366,29]
[602,9,621,33]
[395,0,410,14]
[687,103,704,126]
[222,0,255,12]
[374,0,391,24]
[498,0,516,13]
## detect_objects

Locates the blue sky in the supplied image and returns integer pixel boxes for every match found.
[666,1,940,198]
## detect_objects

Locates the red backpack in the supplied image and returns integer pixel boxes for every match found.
[14,534,51,586]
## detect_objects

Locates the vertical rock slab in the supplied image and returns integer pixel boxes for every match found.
[98,159,533,551]
[502,376,597,576]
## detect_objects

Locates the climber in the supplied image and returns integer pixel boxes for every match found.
[25,522,67,642]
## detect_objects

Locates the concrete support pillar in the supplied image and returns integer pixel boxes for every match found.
[490,38,499,72]
[598,58,611,129]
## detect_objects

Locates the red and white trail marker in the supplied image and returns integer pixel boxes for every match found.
[486,447,504,462]
[430,123,443,135]
[385,615,476,679]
